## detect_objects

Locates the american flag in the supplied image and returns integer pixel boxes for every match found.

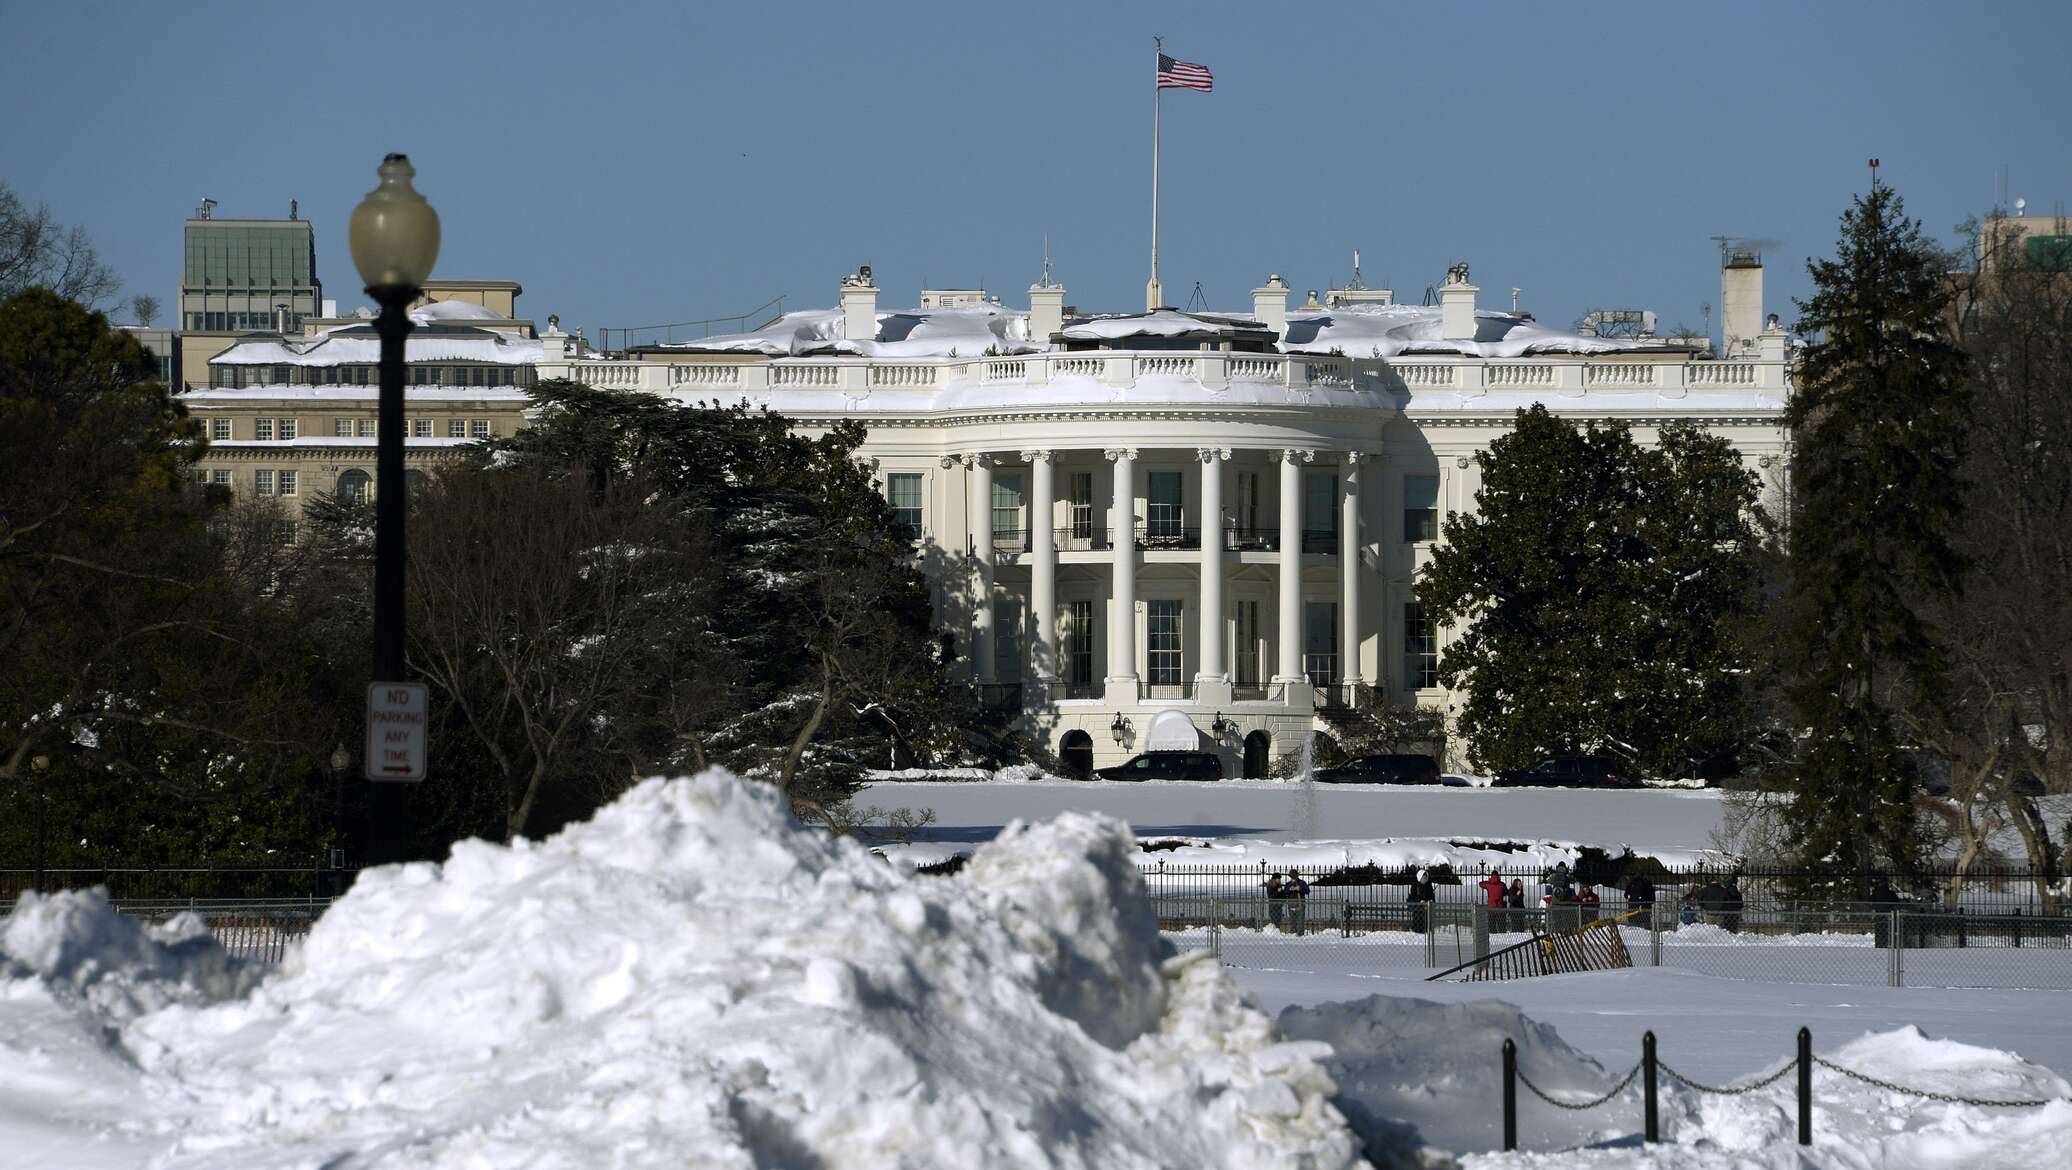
[1156,53,1213,92]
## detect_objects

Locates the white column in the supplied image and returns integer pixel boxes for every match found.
[968,453,995,684]
[1024,449,1056,685]
[1340,452,1364,686]
[1274,448,1311,684]
[1106,448,1138,697]
[1195,447,1229,686]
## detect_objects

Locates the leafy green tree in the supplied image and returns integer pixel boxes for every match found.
[1416,404,1765,778]
[1775,183,1971,887]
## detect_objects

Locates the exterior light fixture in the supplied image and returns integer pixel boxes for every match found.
[1110,714,1132,746]
[350,155,441,294]
[1210,712,1233,737]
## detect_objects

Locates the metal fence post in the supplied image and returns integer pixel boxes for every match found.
[1797,1026,1812,1146]
[1888,911,1904,987]
[1650,900,1663,967]
[1502,1038,1518,1152]
[1642,1030,1659,1142]
[1424,910,1439,967]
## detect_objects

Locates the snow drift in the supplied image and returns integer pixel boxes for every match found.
[0,771,1366,1169]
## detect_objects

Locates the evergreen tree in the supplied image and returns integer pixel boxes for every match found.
[1416,404,1765,778]
[1777,183,1971,886]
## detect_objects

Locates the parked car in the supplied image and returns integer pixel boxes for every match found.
[1093,751,1224,782]
[1311,754,1441,785]
[1493,755,1637,789]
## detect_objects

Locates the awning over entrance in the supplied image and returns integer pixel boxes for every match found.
[1144,710,1201,752]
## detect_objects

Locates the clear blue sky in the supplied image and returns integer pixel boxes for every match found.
[5,0,2069,344]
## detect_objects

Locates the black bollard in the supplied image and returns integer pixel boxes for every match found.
[1643,1030,1658,1142]
[1797,1026,1812,1146]
[1503,1037,1518,1152]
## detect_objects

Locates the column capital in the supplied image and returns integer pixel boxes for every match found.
[1273,448,1315,465]
[939,455,960,469]
[1196,446,1231,464]
[1104,447,1139,462]
[961,452,995,469]
[1019,449,1053,463]
[1342,450,1365,467]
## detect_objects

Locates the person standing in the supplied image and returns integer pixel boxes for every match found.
[1505,878,1526,932]
[1263,871,1285,931]
[1478,870,1508,920]
[1577,883,1602,924]
[1407,868,1437,935]
[1625,872,1657,925]
[1284,871,1310,936]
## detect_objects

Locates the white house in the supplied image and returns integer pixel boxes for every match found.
[538,264,1790,777]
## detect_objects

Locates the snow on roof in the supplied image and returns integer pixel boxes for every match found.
[410,300,508,322]
[178,386,533,403]
[665,305,1043,358]
[211,324,543,367]
[1056,309,1268,343]
[1279,303,1680,359]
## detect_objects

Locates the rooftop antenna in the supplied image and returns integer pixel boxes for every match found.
[1350,248,1365,289]
[1710,234,1733,267]
[1701,301,1713,348]
[1511,287,1521,313]
[1185,280,1208,313]
[1039,234,1056,287]
[197,197,217,220]
[289,198,298,221]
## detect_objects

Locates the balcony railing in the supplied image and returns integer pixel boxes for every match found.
[974,683,1024,712]
[1314,681,1370,711]
[1224,527,1279,552]
[1142,682,1193,701]
[1061,680,1103,700]
[1231,682,1289,703]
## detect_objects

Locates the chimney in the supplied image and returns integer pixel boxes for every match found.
[1251,274,1290,339]
[1027,281,1065,343]
[1439,263,1479,342]
[840,265,879,344]
[1721,249,1763,358]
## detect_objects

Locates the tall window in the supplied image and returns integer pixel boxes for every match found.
[1234,600,1260,685]
[254,418,274,441]
[1067,599,1095,685]
[210,418,232,441]
[1147,471,1183,539]
[357,418,374,438]
[1068,471,1094,539]
[1403,474,1439,543]
[337,469,371,503]
[470,419,491,439]
[993,599,1022,680]
[1304,473,1337,537]
[991,474,1023,546]
[277,470,298,497]
[334,419,354,438]
[1404,602,1439,689]
[277,418,298,440]
[254,469,274,496]
[448,419,467,438]
[1234,471,1261,534]
[887,472,923,533]
[1304,602,1339,685]
[413,419,432,438]
[1147,600,1183,685]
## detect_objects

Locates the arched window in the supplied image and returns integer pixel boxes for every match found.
[336,468,372,503]
[1059,730,1094,781]
[405,469,429,498]
[1243,730,1272,779]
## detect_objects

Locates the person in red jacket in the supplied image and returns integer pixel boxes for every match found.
[1478,870,1508,908]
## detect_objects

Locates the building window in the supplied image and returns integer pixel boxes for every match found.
[991,474,1023,547]
[1404,602,1439,690]
[271,520,300,545]
[993,600,1022,681]
[273,365,292,385]
[1304,472,1337,551]
[210,469,232,487]
[254,418,273,441]
[1304,601,1338,685]
[277,418,297,440]
[1147,599,1183,685]
[886,472,923,533]
[469,419,491,439]
[1404,474,1439,543]
[1234,600,1261,686]
[412,367,433,386]
[357,418,374,438]
[254,469,274,495]
[413,419,432,438]
[277,469,298,497]
[354,366,370,386]
[1068,471,1094,539]
[1067,599,1094,685]
[337,468,371,503]
[334,419,354,438]
[210,418,232,441]
[1147,470,1183,540]
[1234,470,1262,534]
[448,419,467,438]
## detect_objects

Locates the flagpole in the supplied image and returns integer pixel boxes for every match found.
[1148,34,1163,312]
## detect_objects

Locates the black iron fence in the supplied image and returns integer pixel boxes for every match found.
[2,866,360,903]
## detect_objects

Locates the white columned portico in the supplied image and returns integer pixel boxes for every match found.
[967,452,995,684]
[1024,449,1056,686]
[1105,448,1138,703]
[1340,452,1363,687]
[1195,447,1231,704]
[1274,448,1311,685]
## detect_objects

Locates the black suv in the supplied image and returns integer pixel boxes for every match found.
[1493,755,1636,789]
[1093,751,1224,782]
[1311,754,1441,785]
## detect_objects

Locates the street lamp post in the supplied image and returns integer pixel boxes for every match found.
[349,154,439,863]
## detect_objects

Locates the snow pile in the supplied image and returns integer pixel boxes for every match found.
[1280,995,2072,1169]
[672,305,1042,357]
[0,771,1368,1169]
[0,890,265,1023]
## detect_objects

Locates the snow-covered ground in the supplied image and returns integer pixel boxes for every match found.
[861,778,1732,871]
[6,773,2066,1169]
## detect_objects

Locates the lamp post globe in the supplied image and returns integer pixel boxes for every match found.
[349,154,440,293]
